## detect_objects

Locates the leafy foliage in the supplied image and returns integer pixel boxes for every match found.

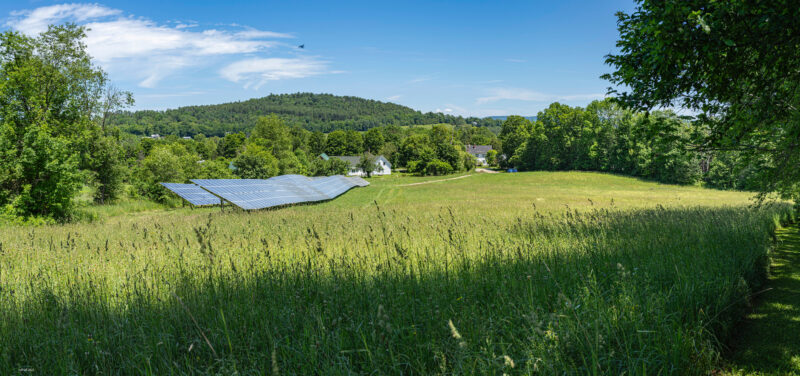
[603,0,800,199]
[0,25,130,219]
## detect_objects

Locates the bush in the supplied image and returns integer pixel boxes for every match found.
[310,158,350,176]
[232,145,279,179]
[134,144,199,202]
[424,159,453,176]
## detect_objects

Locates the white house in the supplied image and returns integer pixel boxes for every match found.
[328,155,392,177]
[465,145,493,165]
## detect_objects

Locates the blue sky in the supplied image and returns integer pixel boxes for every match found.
[1,0,636,117]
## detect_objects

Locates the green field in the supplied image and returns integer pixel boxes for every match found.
[0,172,793,374]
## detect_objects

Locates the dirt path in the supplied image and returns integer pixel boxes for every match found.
[724,224,800,375]
[398,174,473,187]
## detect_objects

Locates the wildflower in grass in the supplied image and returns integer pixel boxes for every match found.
[502,355,515,368]
[448,319,467,348]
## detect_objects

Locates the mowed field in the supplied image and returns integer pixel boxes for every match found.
[0,172,793,374]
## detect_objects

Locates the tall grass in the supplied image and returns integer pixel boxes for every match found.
[0,172,792,374]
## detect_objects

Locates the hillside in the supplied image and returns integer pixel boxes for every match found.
[111,93,503,136]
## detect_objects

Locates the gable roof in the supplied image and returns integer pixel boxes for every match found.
[466,145,493,155]
[330,155,392,169]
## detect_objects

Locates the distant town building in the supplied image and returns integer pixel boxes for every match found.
[465,145,493,165]
[328,155,392,177]
[149,134,161,139]
[182,136,192,140]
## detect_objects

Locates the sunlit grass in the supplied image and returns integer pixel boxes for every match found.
[0,172,792,374]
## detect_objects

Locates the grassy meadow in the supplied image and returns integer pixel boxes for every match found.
[0,172,793,374]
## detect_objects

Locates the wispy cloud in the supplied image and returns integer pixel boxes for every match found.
[477,88,606,104]
[8,3,120,34]
[386,95,402,101]
[407,76,433,84]
[6,3,321,88]
[220,57,329,89]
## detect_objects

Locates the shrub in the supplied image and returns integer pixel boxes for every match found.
[425,159,453,176]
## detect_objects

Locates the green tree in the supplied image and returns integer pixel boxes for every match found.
[0,25,111,219]
[486,149,498,166]
[357,152,378,177]
[603,0,800,199]
[251,115,293,155]
[218,133,245,158]
[87,132,125,204]
[344,130,364,154]
[134,144,199,202]
[232,145,279,179]
[309,131,327,156]
[363,128,385,153]
[310,158,349,176]
[499,116,533,167]
[398,134,435,167]
[424,159,454,176]
[325,130,348,155]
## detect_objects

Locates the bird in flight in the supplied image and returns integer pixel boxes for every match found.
[298,44,305,49]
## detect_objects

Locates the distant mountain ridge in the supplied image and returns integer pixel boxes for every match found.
[111,93,503,137]
[488,116,537,121]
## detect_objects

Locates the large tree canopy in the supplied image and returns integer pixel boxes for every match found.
[603,1,800,199]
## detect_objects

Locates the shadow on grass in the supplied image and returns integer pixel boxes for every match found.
[726,225,800,375]
[0,206,792,374]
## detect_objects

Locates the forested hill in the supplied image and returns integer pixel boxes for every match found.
[111,93,502,136]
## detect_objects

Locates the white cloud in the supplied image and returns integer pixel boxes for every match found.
[477,88,606,104]
[220,57,328,89]
[386,95,402,101]
[6,3,316,88]
[435,108,454,113]
[8,3,120,34]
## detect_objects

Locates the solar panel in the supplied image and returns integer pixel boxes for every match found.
[190,174,368,210]
[161,183,221,206]
[347,176,370,187]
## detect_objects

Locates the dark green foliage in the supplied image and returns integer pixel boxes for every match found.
[499,115,533,166]
[217,133,245,159]
[110,93,503,136]
[308,131,327,155]
[363,127,385,153]
[603,0,800,199]
[88,134,126,204]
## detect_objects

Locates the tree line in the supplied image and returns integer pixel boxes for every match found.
[110,92,503,136]
[499,100,769,189]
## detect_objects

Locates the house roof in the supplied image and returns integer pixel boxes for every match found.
[466,145,493,155]
[318,153,330,161]
[330,155,392,168]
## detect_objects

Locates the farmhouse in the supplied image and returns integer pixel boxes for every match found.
[324,154,392,177]
[465,145,493,165]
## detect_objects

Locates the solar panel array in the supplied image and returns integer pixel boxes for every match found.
[160,183,221,206]
[162,174,368,210]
